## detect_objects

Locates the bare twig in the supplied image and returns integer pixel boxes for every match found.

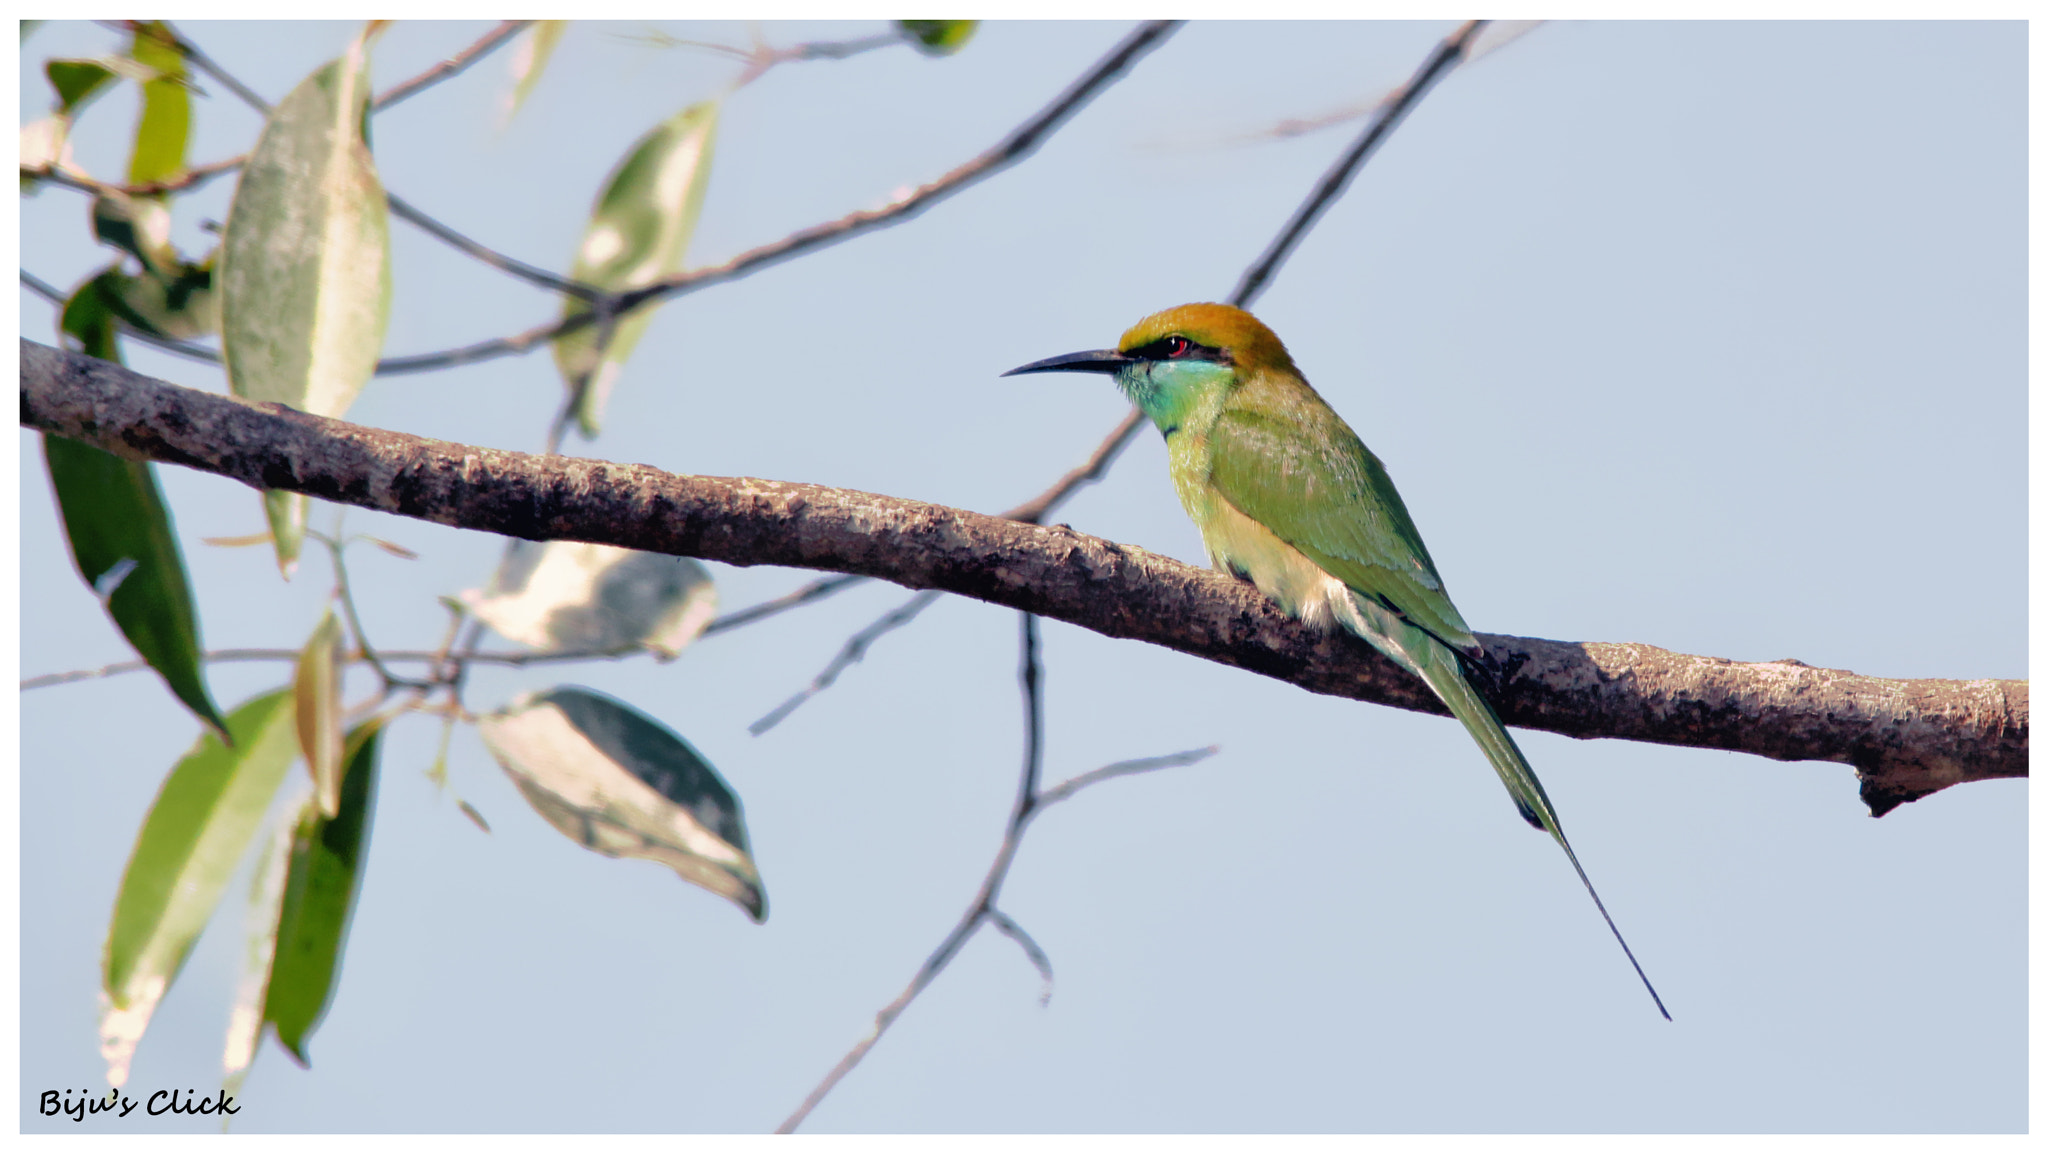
[1001,408,1148,526]
[748,590,942,735]
[20,270,64,308]
[732,29,906,88]
[374,20,530,111]
[18,154,244,198]
[1036,747,1222,811]
[622,25,908,90]
[1230,20,1487,310]
[122,20,272,114]
[364,20,1184,377]
[1219,21,1541,147]
[385,192,601,301]
[702,574,867,636]
[986,908,1055,1007]
[26,649,315,690]
[778,612,1218,1132]
[311,531,432,692]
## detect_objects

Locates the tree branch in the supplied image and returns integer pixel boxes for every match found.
[21,340,2026,815]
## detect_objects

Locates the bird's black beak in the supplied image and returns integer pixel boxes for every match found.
[1001,349,1131,377]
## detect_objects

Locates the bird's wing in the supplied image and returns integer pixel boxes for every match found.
[1206,402,1478,652]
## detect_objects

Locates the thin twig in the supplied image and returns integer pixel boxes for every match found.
[312,531,431,692]
[777,613,1216,1133]
[1218,21,1540,147]
[18,154,244,198]
[733,29,906,88]
[1229,20,1487,310]
[373,20,530,111]
[1000,408,1147,525]
[386,192,601,300]
[1036,746,1221,811]
[365,20,1184,377]
[21,641,635,691]
[20,270,63,308]
[24,572,880,691]
[122,21,271,114]
[748,590,942,735]
[701,574,867,636]
[986,908,1055,1007]
[1015,613,1045,809]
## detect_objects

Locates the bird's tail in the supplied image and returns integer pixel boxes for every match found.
[1337,592,1671,1020]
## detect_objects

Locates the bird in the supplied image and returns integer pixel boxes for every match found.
[1005,302,1669,1020]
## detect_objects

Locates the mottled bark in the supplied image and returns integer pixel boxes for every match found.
[21,340,2026,814]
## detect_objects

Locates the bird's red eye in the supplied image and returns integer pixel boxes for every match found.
[1164,336,1190,357]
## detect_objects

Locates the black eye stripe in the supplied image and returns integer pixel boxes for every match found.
[1131,335,1227,363]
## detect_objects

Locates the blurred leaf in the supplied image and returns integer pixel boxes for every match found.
[264,491,308,578]
[503,20,568,125]
[462,540,716,659]
[100,688,299,1087]
[66,257,219,345]
[22,19,43,42]
[44,288,228,740]
[478,687,764,921]
[897,20,978,56]
[223,816,294,1088]
[119,259,219,340]
[220,30,390,577]
[267,716,385,1066]
[204,532,274,548]
[362,536,417,559]
[554,100,717,437]
[92,191,177,277]
[20,116,70,184]
[127,21,192,187]
[47,58,117,115]
[59,268,123,360]
[457,800,492,834]
[294,611,344,818]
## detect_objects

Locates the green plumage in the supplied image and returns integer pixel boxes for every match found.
[1006,301,1669,1020]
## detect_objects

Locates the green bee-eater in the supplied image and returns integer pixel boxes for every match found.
[1007,302,1669,1019]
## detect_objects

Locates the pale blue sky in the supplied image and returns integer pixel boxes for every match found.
[18,20,2026,1133]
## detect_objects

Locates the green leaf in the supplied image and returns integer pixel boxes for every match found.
[47,58,117,115]
[59,268,123,360]
[223,817,294,1089]
[266,716,385,1066]
[294,611,345,818]
[43,291,228,738]
[128,21,192,187]
[897,20,979,56]
[479,687,764,921]
[504,20,569,125]
[220,31,391,577]
[463,540,717,659]
[554,100,718,437]
[100,688,300,1087]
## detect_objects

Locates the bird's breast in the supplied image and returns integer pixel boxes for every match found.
[1168,435,1350,633]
